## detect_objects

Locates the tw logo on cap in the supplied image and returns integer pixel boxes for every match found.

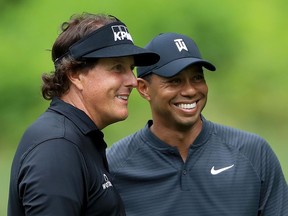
[174,39,188,52]
[111,25,133,42]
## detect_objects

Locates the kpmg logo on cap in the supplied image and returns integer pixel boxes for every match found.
[174,39,188,52]
[111,25,133,42]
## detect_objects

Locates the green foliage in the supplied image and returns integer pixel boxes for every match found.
[1,0,287,214]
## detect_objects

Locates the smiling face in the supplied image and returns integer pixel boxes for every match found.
[64,56,137,129]
[138,64,208,132]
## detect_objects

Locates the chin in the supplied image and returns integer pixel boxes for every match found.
[177,117,201,127]
[114,112,129,122]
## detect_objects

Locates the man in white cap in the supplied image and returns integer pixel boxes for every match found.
[107,32,288,216]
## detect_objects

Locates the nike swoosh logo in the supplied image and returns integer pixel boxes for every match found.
[210,164,234,175]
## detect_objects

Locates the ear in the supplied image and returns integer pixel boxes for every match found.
[67,71,84,91]
[137,78,151,101]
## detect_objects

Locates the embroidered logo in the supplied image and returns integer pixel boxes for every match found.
[174,39,188,52]
[210,164,234,175]
[102,174,113,189]
[111,25,133,42]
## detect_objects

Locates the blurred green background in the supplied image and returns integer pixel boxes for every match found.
[1,0,287,214]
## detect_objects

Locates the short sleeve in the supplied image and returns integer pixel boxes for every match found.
[258,141,288,215]
[18,139,88,216]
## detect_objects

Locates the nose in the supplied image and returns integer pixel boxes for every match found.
[180,80,197,97]
[125,70,138,88]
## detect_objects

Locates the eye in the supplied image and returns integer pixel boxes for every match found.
[112,64,124,72]
[111,64,135,74]
[192,74,205,82]
[168,78,181,85]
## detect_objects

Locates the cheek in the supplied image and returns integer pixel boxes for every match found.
[204,85,208,94]
[81,74,106,97]
[199,83,208,95]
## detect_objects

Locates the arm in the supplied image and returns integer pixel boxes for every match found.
[18,139,87,216]
[258,142,288,216]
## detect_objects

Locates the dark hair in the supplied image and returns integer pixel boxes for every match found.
[140,73,153,83]
[41,13,117,100]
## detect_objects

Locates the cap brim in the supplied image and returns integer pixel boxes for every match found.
[82,44,160,66]
[154,57,216,77]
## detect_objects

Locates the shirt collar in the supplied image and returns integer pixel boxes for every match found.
[142,115,213,150]
[48,97,101,136]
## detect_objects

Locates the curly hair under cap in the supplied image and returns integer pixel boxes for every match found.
[41,13,117,100]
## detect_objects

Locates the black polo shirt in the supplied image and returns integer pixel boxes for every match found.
[8,97,126,216]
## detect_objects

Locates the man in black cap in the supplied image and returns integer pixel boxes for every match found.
[8,13,159,216]
[107,33,288,216]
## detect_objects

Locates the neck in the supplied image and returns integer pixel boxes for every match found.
[60,88,104,130]
[150,119,203,161]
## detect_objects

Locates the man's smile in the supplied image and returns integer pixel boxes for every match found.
[175,102,197,110]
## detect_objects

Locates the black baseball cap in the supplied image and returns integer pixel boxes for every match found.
[55,21,160,66]
[137,33,216,77]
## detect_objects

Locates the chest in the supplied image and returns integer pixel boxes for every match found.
[81,140,125,215]
[115,144,261,215]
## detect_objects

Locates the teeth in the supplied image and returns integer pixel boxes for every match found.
[117,96,128,100]
[177,102,196,109]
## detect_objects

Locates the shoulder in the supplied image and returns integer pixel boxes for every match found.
[21,110,87,151]
[107,129,145,172]
[15,111,88,174]
[107,129,143,157]
[207,120,274,163]
[209,121,281,176]
[211,121,269,149]
[23,111,66,144]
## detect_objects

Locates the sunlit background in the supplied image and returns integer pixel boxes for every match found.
[1,0,287,214]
